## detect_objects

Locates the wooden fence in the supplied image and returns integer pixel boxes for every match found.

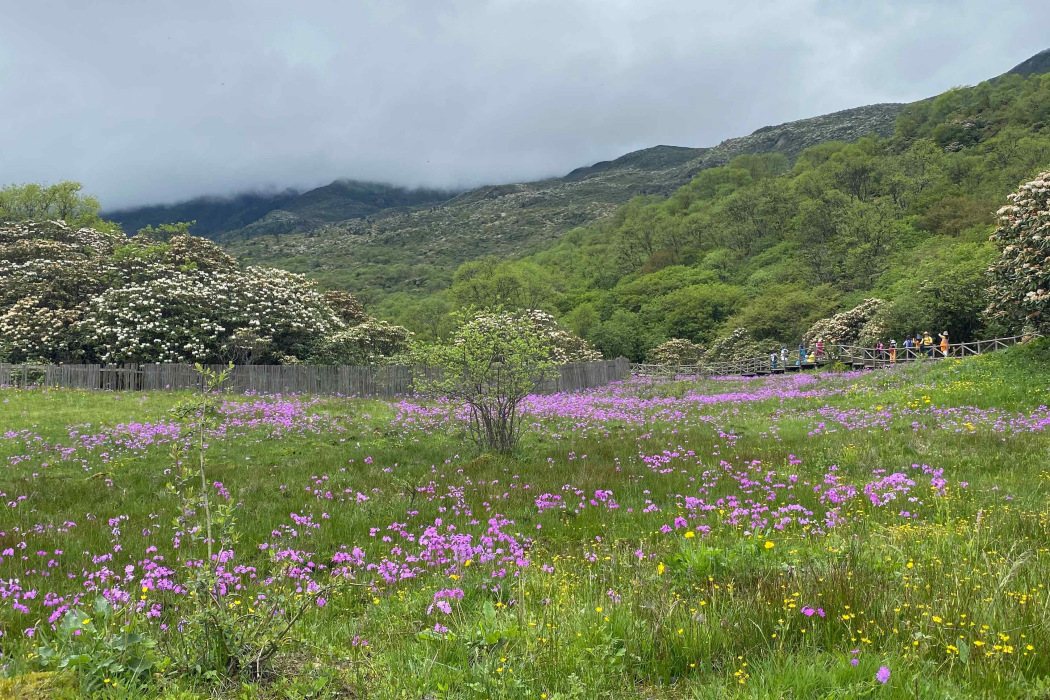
[0,358,631,397]
[631,335,1035,378]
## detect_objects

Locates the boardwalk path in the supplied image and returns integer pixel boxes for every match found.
[631,335,1031,378]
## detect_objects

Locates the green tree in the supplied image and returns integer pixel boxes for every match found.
[643,283,745,344]
[423,310,558,452]
[136,220,195,242]
[590,310,654,362]
[0,181,114,231]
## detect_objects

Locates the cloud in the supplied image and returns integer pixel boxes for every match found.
[1,0,1047,208]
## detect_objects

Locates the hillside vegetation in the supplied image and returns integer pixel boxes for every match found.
[374,72,1050,359]
[214,104,902,300]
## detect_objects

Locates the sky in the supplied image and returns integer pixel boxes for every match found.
[1,1,1048,209]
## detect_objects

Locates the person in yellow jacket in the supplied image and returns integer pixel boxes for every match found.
[940,332,949,358]
[889,339,897,363]
[922,332,934,357]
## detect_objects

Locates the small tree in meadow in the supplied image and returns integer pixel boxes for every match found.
[425,310,557,453]
[985,170,1050,335]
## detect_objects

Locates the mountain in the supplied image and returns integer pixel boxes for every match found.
[107,48,1050,313]
[105,180,454,240]
[1005,48,1050,78]
[399,61,1049,359]
[223,102,903,296]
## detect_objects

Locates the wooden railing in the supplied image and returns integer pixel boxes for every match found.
[834,335,1030,368]
[631,335,1034,378]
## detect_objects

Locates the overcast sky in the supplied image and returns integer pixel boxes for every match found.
[1,1,1048,209]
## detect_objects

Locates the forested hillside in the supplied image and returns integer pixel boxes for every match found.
[376,72,1050,359]
[224,104,902,298]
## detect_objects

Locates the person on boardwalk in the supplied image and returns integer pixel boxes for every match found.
[889,339,897,363]
[922,332,934,357]
[940,331,949,358]
[798,343,806,365]
[903,336,913,360]
[876,340,885,362]
[781,346,788,368]
[815,340,824,361]
[770,351,778,369]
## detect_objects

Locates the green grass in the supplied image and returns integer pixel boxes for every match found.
[1,347,1049,698]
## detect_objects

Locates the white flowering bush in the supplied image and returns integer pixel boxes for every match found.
[0,296,84,363]
[0,220,409,365]
[520,309,603,362]
[81,271,233,363]
[704,328,773,363]
[0,221,115,362]
[323,290,370,326]
[803,298,887,347]
[309,319,412,365]
[986,170,1050,334]
[646,338,704,365]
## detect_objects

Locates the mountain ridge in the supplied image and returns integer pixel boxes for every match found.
[222,101,903,298]
[1005,48,1050,78]
[108,102,904,249]
[107,48,1050,306]
[105,180,454,241]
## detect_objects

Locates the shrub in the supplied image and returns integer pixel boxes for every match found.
[423,310,558,453]
[646,339,704,365]
[803,298,887,347]
[520,309,602,362]
[704,328,776,363]
[985,170,1050,335]
[309,319,413,365]
[0,220,409,366]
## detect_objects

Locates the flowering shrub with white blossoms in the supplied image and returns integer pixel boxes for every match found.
[985,170,1050,335]
[704,328,777,363]
[803,298,888,347]
[0,220,408,365]
[519,309,603,362]
[646,338,704,366]
[308,318,412,365]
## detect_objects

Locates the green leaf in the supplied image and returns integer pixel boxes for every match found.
[111,633,144,650]
[127,656,154,675]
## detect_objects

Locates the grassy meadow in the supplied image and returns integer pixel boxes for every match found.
[1,345,1050,698]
